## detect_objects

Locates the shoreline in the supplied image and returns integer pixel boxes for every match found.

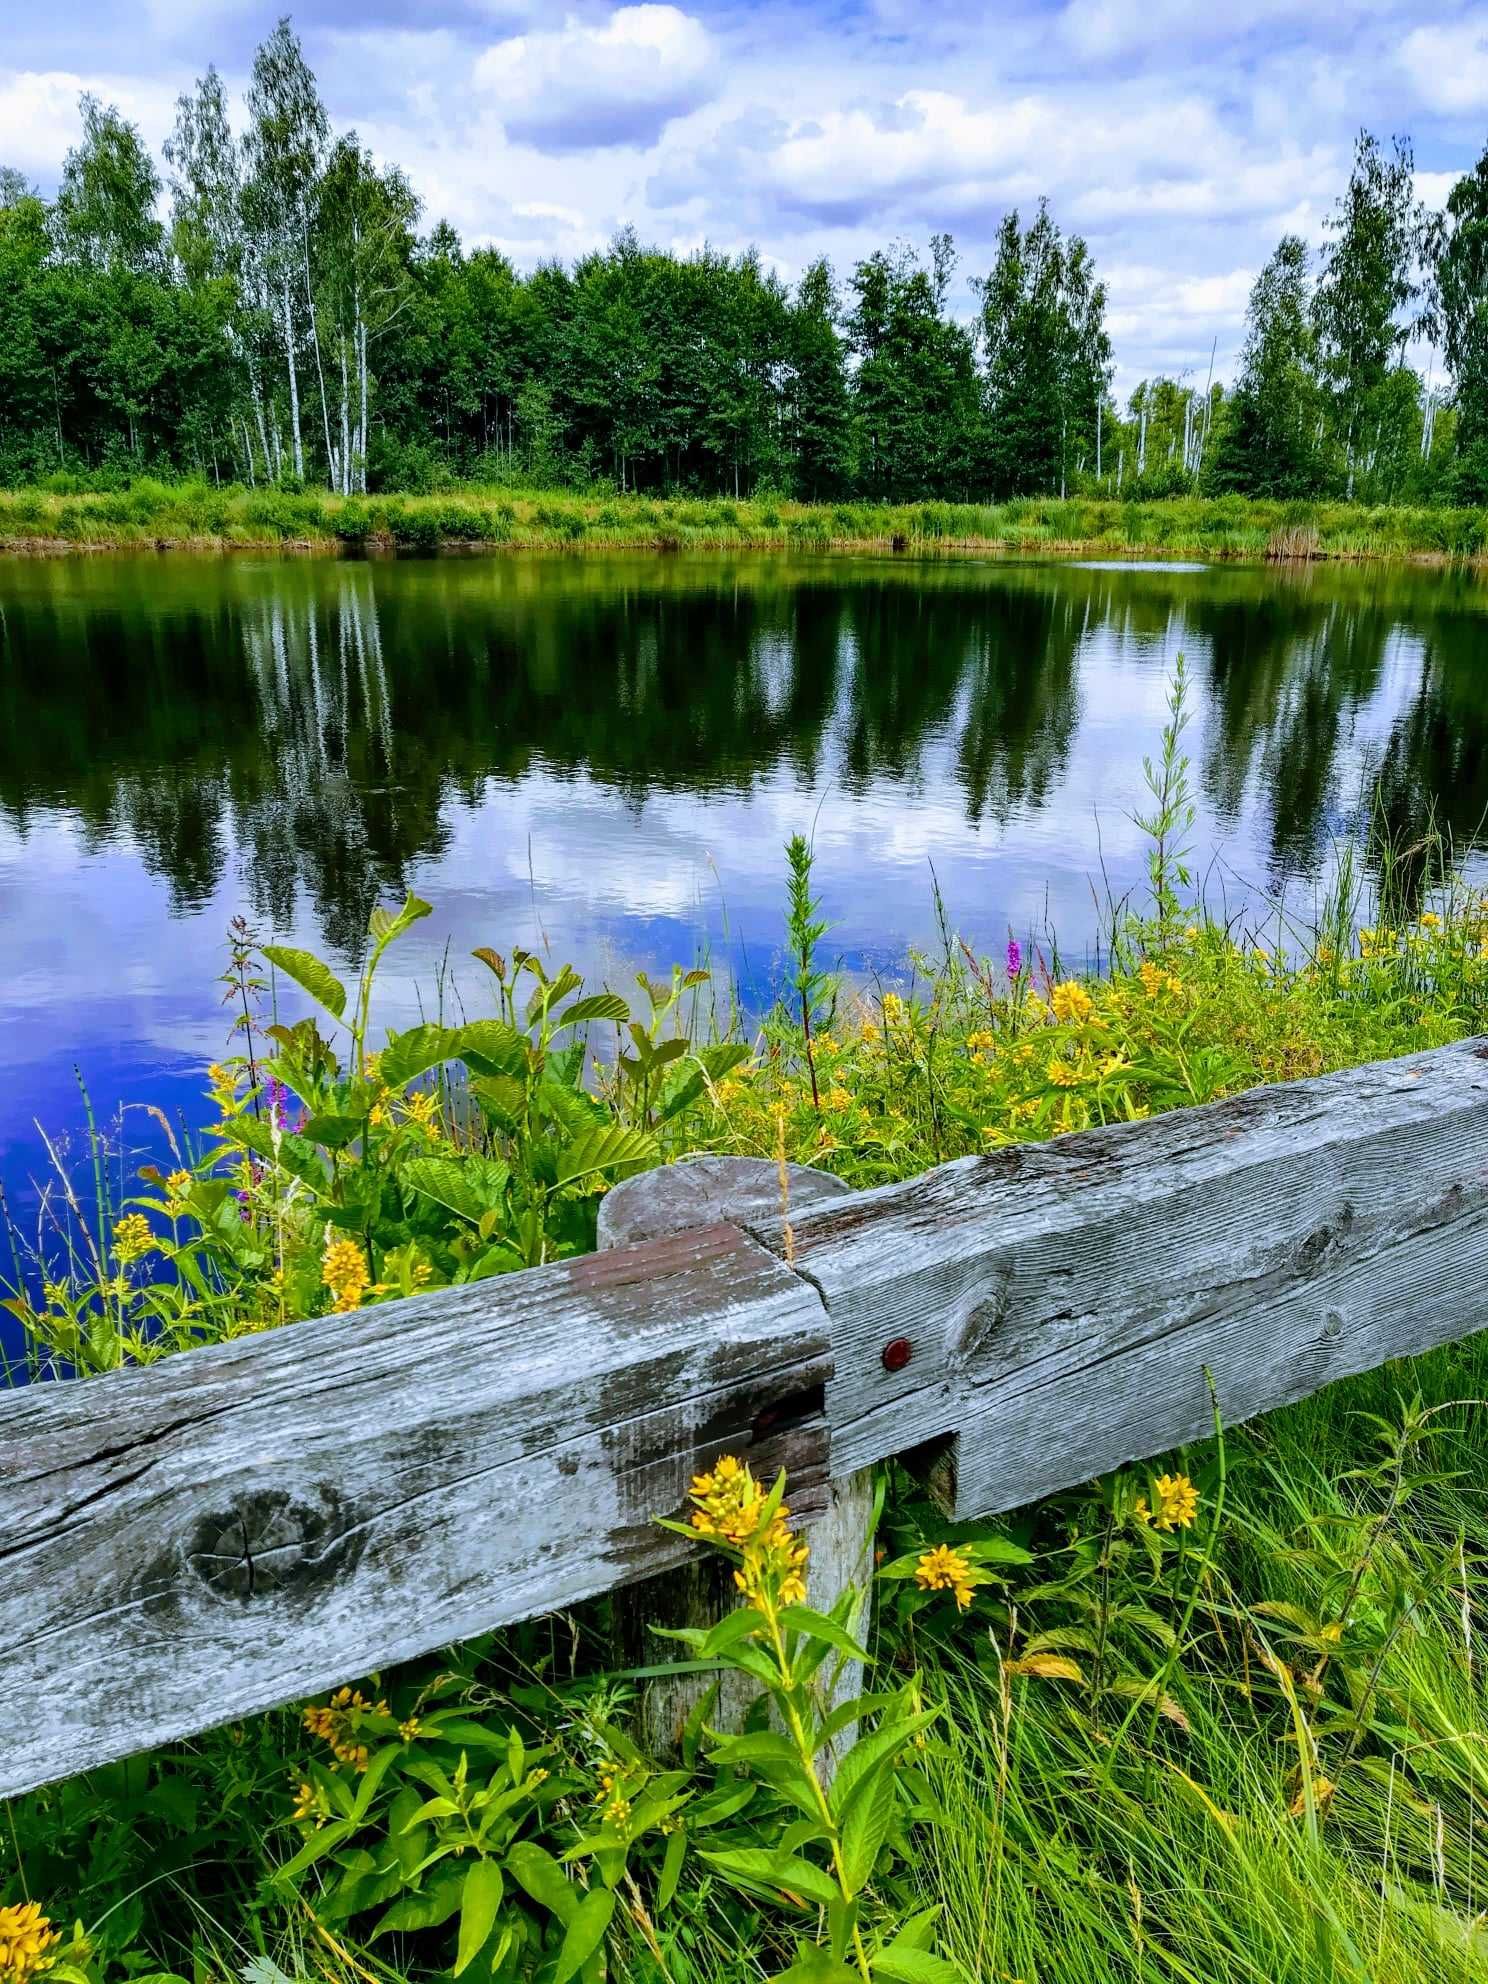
[3,488,1488,566]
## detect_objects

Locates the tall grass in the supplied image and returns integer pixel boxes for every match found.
[3,483,1488,561]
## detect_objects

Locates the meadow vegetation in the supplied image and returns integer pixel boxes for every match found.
[10,675,1488,1981]
[7,481,1488,563]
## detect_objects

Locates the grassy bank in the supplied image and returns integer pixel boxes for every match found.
[11,689,1488,1982]
[5,480,1488,562]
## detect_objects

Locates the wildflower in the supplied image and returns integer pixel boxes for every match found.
[112,1213,156,1264]
[1006,937,1022,979]
[398,1716,423,1743]
[1135,1472,1199,1532]
[0,1903,61,1984]
[1137,960,1167,1000]
[1184,925,1198,942]
[689,1454,809,1607]
[1050,981,1093,1024]
[290,1779,326,1825]
[321,1235,371,1313]
[824,1085,852,1113]
[302,1686,389,1771]
[881,991,905,1023]
[1046,1057,1082,1088]
[915,1543,976,1611]
[403,1089,439,1131]
[690,1454,766,1546]
[165,1169,193,1203]
[1419,909,1442,931]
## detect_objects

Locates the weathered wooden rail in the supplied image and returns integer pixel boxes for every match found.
[6,1036,1488,1800]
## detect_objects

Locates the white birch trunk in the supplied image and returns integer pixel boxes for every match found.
[282,282,304,481]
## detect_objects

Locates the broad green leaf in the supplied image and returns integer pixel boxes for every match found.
[706,1731,798,1770]
[767,1947,860,1983]
[457,1020,528,1078]
[274,1817,357,1882]
[699,1847,840,1907]
[506,1841,579,1926]
[262,945,346,1022]
[369,893,432,950]
[370,1864,466,1939]
[301,1114,363,1150]
[554,1885,615,1984]
[556,993,630,1027]
[840,1758,895,1891]
[871,1946,962,1982]
[401,1157,484,1222]
[778,1606,869,1664]
[657,1826,687,1913]
[379,1024,464,1091]
[454,1858,505,1976]
[554,1124,658,1188]
[702,1607,767,1657]
[828,1713,937,1820]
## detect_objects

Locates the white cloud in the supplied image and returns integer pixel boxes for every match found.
[1400,18,1488,114]
[473,5,716,152]
[0,66,178,180]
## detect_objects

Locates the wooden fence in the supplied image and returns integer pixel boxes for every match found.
[7,1035,1488,1801]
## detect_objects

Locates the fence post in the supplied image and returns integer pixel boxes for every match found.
[598,1156,873,1764]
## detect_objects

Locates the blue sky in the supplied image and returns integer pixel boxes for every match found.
[5,1,1487,393]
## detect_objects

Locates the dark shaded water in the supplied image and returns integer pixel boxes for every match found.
[2,549,1487,1304]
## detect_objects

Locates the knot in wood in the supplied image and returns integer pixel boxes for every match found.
[186,1490,339,1602]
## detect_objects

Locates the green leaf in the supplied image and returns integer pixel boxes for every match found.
[380,1024,464,1091]
[554,1885,616,1983]
[263,946,347,1022]
[554,1124,658,1188]
[778,1606,869,1663]
[556,993,630,1027]
[506,1841,579,1926]
[369,893,432,951]
[871,1946,963,1982]
[841,1758,895,1891]
[402,1156,509,1224]
[705,1731,799,1770]
[768,1948,861,1984]
[701,1607,766,1657]
[828,1713,936,1821]
[369,1864,466,1939]
[454,1858,505,1976]
[657,1826,687,1913]
[274,1817,357,1882]
[301,1114,364,1151]
[457,1020,528,1078]
[699,1848,841,1907]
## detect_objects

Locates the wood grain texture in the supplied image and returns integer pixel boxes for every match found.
[0,1222,830,1799]
[746,1038,1488,1512]
[600,1156,860,1760]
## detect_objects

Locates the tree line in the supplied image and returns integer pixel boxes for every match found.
[1,19,1485,504]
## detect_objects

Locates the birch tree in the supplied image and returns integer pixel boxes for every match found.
[244,19,330,482]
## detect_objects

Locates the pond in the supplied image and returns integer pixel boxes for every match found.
[2,548,1487,1329]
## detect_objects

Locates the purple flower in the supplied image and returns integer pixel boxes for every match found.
[1006,937,1022,980]
[234,1188,252,1224]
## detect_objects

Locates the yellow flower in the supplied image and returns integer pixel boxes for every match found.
[0,1905,60,1984]
[824,1085,853,1113]
[690,1454,808,1606]
[112,1212,156,1264]
[398,1716,423,1743]
[165,1169,193,1203]
[321,1235,371,1313]
[1046,1056,1082,1088]
[1184,925,1199,941]
[1419,909,1442,931]
[403,1089,439,1131]
[915,1544,976,1611]
[290,1779,323,1824]
[881,991,905,1023]
[1137,1472,1199,1532]
[1050,981,1093,1024]
[302,1686,389,1771]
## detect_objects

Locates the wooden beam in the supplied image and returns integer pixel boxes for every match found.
[0,1222,831,1800]
[750,1037,1488,1514]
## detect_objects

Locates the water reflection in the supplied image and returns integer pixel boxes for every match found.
[2,553,1487,1155]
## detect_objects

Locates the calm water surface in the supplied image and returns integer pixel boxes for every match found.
[2,549,1487,1294]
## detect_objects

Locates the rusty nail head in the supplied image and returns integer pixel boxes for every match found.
[882,1336,912,1373]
